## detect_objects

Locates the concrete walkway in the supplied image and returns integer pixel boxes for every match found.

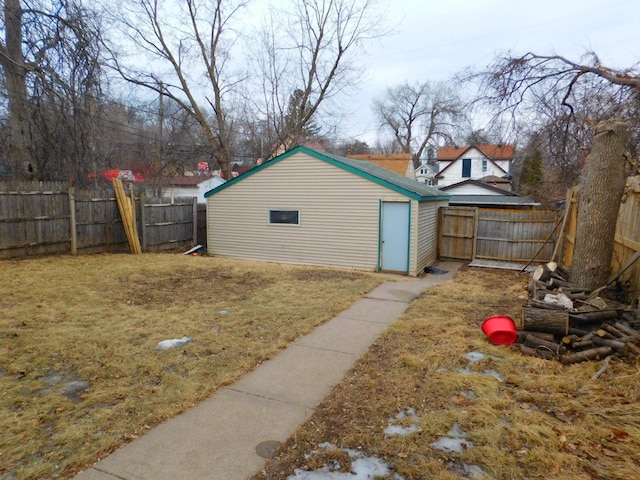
[74,261,462,480]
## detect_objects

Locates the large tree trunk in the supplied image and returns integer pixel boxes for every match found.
[3,0,32,177]
[571,119,628,289]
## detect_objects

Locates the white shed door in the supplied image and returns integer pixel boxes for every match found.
[380,202,410,273]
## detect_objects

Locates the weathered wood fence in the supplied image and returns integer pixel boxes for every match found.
[439,175,640,302]
[438,207,559,264]
[0,182,206,259]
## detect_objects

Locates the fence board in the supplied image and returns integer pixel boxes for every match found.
[0,183,205,258]
[438,206,477,260]
[439,207,559,264]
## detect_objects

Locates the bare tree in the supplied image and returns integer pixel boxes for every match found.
[0,0,104,181]
[372,80,465,165]
[470,50,640,288]
[106,0,250,180]
[252,0,384,155]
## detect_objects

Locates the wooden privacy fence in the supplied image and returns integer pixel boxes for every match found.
[438,206,560,265]
[0,182,206,259]
[438,175,640,301]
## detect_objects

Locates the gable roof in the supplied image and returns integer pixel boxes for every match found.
[436,145,512,178]
[439,179,518,195]
[347,153,412,176]
[437,144,515,161]
[205,146,449,202]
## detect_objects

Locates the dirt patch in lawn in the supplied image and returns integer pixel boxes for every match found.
[253,266,640,480]
[0,254,384,480]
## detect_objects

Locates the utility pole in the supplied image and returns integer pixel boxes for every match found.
[155,81,165,197]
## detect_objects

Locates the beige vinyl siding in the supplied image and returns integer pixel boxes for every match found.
[415,200,448,273]
[207,152,407,271]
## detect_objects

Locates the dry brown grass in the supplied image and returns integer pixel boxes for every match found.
[253,266,640,480]
[0,254,384,479]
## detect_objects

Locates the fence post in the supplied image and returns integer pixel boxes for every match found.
[68,186,77,255]
[192,196,198,246]
[139,191,147,252]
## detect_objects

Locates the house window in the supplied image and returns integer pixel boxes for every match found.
[482,159,488,172]
[269,209,300,225]
[462,158,471,178]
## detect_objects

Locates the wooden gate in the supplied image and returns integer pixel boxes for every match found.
[438,206,477,260]
[439,206,559,265]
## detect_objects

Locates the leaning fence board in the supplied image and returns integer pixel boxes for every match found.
[112,179,142,254]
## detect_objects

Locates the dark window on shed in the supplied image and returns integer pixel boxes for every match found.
[269,210,300,225]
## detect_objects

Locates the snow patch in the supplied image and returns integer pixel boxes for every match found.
[288,443,404,480]
[431,423,474,454]
[154,336,192,350]
[384,408,420,436]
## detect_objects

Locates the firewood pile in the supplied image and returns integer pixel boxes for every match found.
[516,262,640,363]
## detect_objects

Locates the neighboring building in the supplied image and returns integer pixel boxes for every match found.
[439,179,540,209]
[415,159,438,185]
[162,175,226,203]
[436,144,514,189]
[347,153,413,178]
[205,146,450,276]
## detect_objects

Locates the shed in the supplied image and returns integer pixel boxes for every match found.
[162,175,226,203]
[204,146,450,276]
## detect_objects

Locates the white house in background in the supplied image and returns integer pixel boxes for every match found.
[436,144,514,189]
[415,159,438,185]
[162,175,226,203]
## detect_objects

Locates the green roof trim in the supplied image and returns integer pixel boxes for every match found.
[204,146,451,201]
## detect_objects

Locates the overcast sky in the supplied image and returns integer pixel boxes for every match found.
[341,0,640,143]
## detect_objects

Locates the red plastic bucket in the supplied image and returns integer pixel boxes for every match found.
[482,316,517,345]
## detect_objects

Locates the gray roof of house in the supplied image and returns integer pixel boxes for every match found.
[448,195,541,207]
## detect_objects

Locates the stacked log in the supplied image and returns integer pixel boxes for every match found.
[517,262,640,364]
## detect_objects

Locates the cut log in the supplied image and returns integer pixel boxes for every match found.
[520,344,556,360]
[592,336,627,352]
[527,298,567,310]
[568,327,590,336]
[532,263,567,283]
[532,265,552,283]
[601,323,628,339]
[529,280,549,299]
[560,346,613,364]
[596,329,616,340]
[559,290,587,301]
[522,333,565,354]
[614,321,639,337]
[521,307,569,335]
[525,331,557,342]
[572,339,593,350]
[579,332,595,343]
[620,312,636,322]
[547,262,570,280]
[569,310,619,323]
[625,342,640,356]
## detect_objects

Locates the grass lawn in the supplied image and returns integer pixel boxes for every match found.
[252,266,640,480]
[0,254,385,479]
